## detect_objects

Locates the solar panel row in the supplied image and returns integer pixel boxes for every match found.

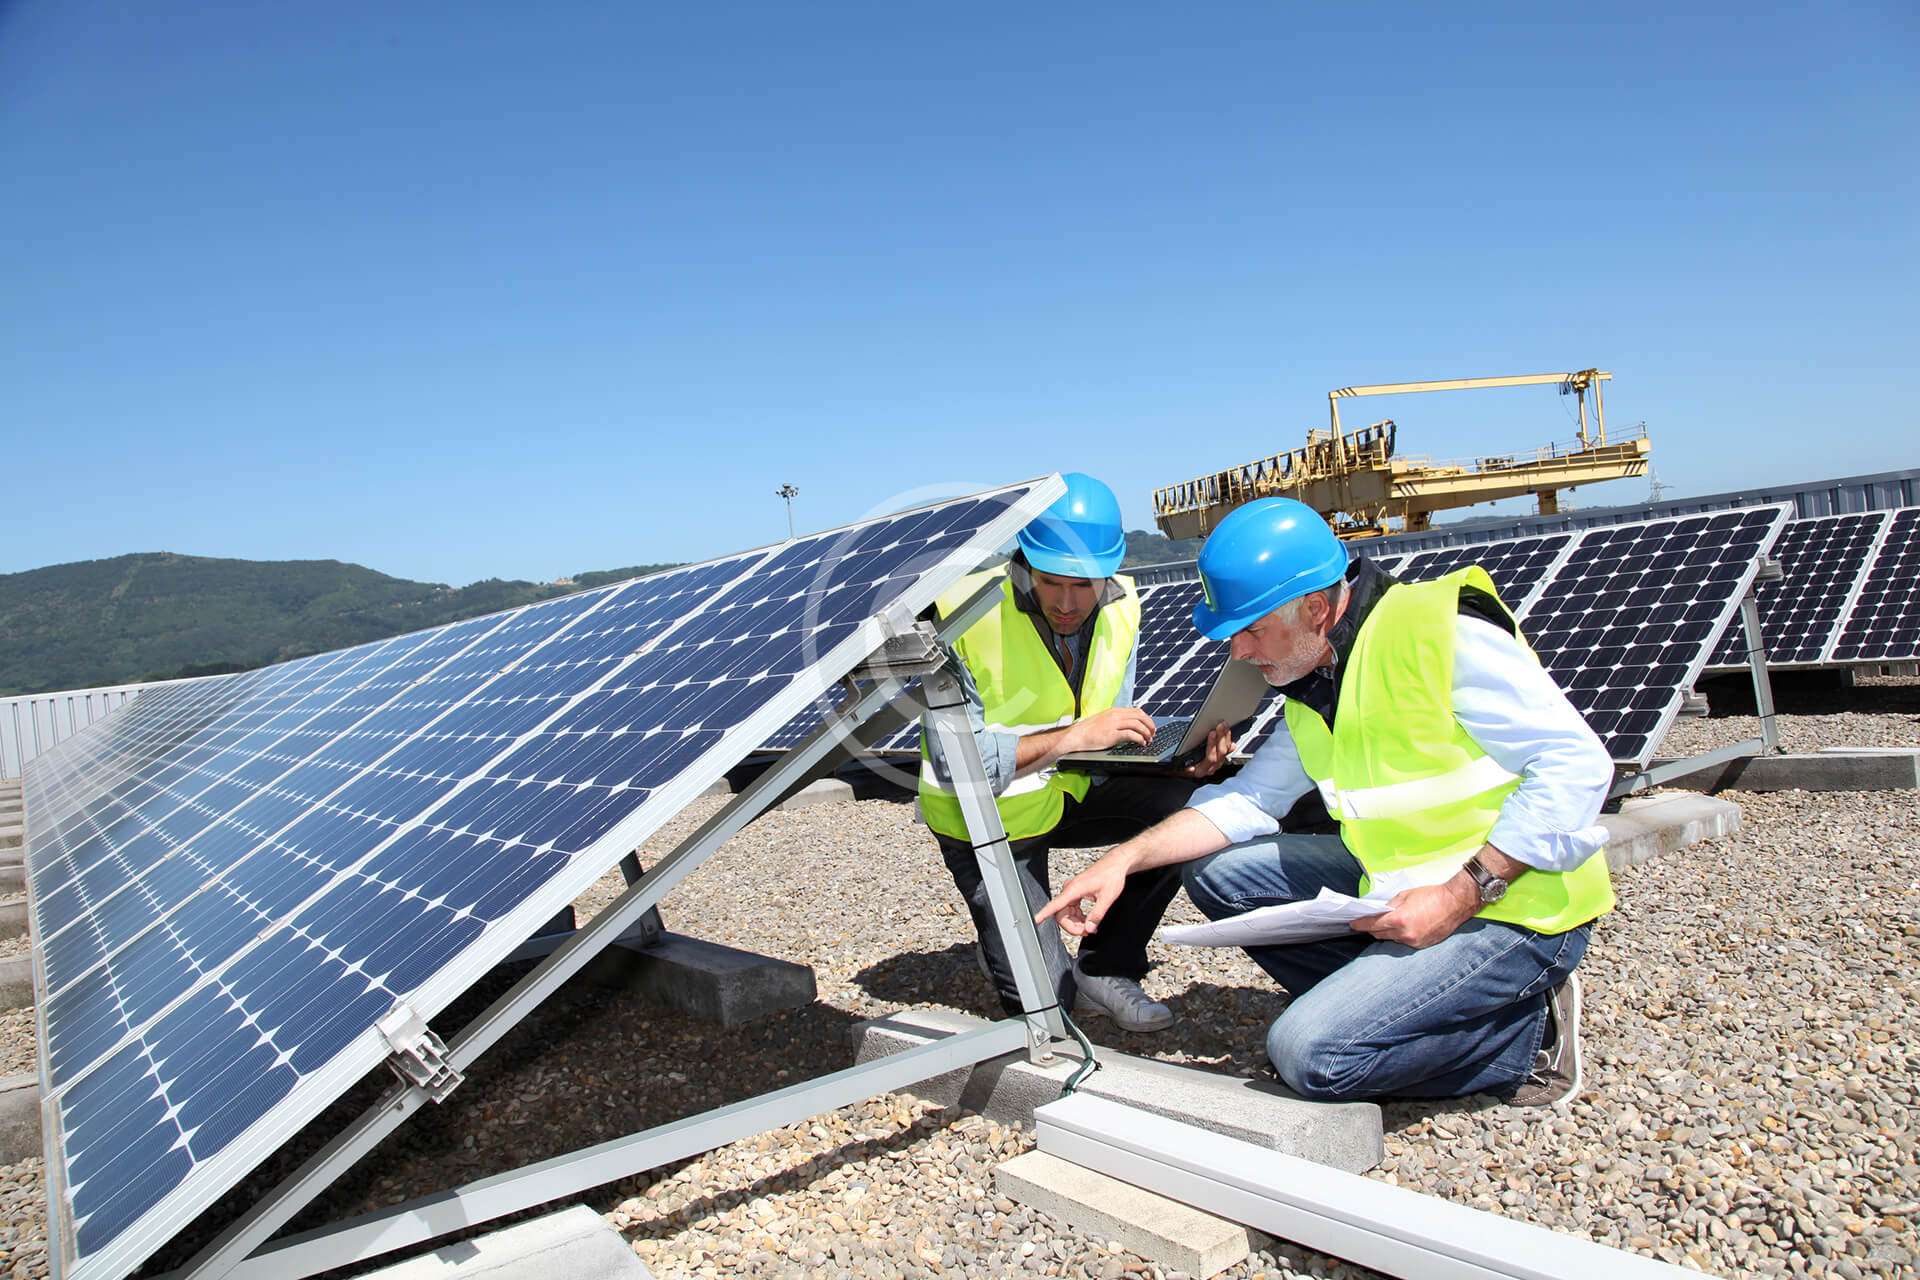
[760,507,1788,772]
[26,481,1056,1280]
[1707,510,1892,668]
[1827,507,1920,663]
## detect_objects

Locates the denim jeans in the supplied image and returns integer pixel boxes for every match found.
[1181,835,1590,1100]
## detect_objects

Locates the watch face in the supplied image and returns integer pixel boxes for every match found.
[1482,878,1508,904]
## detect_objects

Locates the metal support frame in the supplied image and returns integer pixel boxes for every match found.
[1610,582,1782,797]
[162,576,1064,1280]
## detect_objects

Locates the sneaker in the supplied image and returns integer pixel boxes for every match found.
[1071,960,1174,1034]
[1510,974,1582,1108]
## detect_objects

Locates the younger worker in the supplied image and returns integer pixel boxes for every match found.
[1039,497,1613,1103]
[919,473,1232,1033]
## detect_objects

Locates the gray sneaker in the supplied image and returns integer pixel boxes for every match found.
[1071,960,1173,1033]
[1511,974,1582,1108]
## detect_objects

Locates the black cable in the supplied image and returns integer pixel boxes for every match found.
[1059,1011,1100,1093]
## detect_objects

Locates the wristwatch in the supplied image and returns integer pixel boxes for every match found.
[1463,854,1509,905]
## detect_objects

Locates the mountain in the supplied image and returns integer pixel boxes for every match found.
[0,553,675,696]
[1121,528,1204,568]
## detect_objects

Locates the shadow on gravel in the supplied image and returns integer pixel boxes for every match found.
[849,943,1010,1021]
[1699,669,1920,716]
[619,1109,955,1248]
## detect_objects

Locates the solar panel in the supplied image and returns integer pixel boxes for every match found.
[23,479,1058,1280]
[1829,506,1920,662]
[1522,507,1788,765]
[1707,511,1891,667]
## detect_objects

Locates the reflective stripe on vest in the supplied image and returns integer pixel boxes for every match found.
[1315,754,1519,822]
[1285,567,1614,936]
[918,573,1139,842]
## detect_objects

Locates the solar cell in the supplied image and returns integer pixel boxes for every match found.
[1707,512,1890,667]
[1829,507,1920,662]
[24,479,1057,1280]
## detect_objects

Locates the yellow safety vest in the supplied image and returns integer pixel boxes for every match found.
[1282,567,1614,935]
[918,572,1141,841]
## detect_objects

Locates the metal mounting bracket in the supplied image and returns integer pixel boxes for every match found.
[375,1005,462,1103]
[852,619,948,679]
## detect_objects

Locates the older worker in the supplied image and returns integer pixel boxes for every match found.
[1039,497,1613,1105]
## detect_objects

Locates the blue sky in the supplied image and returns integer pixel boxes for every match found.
[3,2,1914,585]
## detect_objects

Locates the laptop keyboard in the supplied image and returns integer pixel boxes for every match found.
[1100,718,1193,758]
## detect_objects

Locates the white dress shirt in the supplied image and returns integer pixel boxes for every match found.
[1188,616,1614,871]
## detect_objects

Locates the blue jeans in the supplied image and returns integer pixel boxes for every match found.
[1181,835,1590,1100]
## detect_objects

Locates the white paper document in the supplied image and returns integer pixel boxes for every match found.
[1158,862,1466,948]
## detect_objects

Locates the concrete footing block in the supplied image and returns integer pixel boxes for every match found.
[996,1150,1265,1279]
[1600,794,1743,871]
[852,1009,1382,1174]
[778,778,854,811]
[1649,749,1920,793]
[0,866,21,893]
[1,1073,41,1166]
[358,1205,653,1280]
[581,932,816,1026]
[0,900,27,941]
[0,956,31,1011]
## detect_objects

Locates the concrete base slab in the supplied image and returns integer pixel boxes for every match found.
[581,932,816,1027]
[778,778,853,810]
[357,1206,652,1280]
[0,955,30,1011]
[1,1073,41,1166]
[1600,794,1743,871]
[853,1009,1382,1174]
[996,1150,1265,1279]
[0,900,26,941]
[0,847,21,869]
[0,866,21,893]
[1649,749,1919,793]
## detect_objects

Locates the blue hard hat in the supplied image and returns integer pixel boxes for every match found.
[1191,498,1349,639]
[1017,472,1127,578]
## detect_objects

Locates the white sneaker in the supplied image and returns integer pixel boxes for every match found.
[1072,960,1173,1033]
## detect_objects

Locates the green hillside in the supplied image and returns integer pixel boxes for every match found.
[0,553,674,696]
[1122,528,1204,567]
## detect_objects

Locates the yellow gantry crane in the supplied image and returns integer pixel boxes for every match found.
[1151,369,1651,541]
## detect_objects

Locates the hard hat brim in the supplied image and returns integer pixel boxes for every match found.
[1017,533,1126,580]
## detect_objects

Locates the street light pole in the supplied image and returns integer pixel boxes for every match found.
[775,484,799,539]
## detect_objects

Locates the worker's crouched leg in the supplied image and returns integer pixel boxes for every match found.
[1265,1003,1372,1101]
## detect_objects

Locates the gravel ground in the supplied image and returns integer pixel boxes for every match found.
[1,694,1916,1280]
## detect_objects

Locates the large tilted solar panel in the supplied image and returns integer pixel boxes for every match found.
[1829,507,1920,663]
[23,479,1059,1280]
[1705,511,1891,668]
[1521,506,1788,765]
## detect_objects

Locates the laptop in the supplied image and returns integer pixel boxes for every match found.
[1059,658,1271,769]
